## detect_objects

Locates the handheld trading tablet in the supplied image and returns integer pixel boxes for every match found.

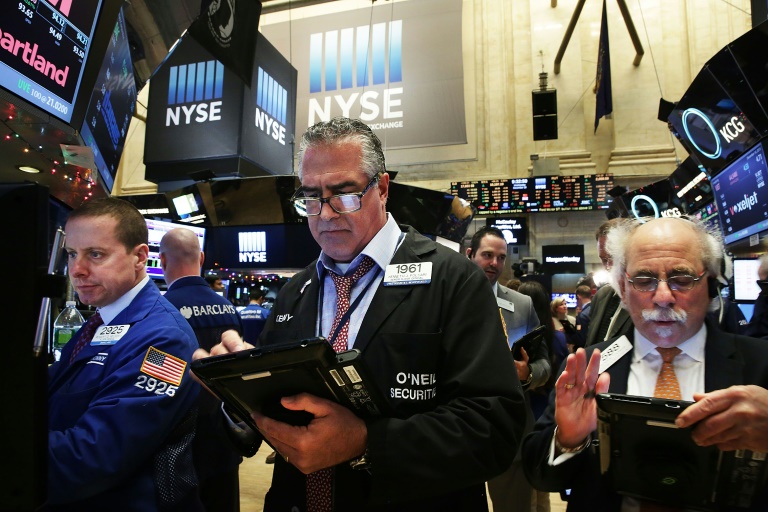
[596,393,768,511]
[511,325,547,360]
[191,337,387,429]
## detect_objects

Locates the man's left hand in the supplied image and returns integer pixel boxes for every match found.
[253,393,368,474]
[675,385,768,452]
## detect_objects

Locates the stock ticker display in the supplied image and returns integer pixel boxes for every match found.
[451,174,614,214]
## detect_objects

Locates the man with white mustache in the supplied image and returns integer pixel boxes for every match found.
[522,216,768,511]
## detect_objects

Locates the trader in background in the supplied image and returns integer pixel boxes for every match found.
[239,287,271,345]
[160,227,243,512]
[522,216,768,511]
[48,198,201,511]
[467,225,548,512]
[585,218,632,346]
[195,117,527,511]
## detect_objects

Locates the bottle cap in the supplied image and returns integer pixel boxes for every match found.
[65,300,77,307]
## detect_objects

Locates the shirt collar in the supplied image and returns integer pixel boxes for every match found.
[98,275,150,325]
[492,282,499,295]
[316,214,401,277]
[634,322,707,363]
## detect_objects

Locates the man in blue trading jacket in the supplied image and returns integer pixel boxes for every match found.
[239,287,271,345]
[194,117,527,511]
[522,216,768,511]
[160,227,244,512]
[47,198,202,511]
[467,226,548,512]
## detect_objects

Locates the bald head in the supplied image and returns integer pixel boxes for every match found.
[159,228,205,285]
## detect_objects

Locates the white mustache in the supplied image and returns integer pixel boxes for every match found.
[641,308,687,323]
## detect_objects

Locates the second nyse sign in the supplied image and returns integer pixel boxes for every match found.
[239,231,267,263]
[308,21,403,127]
[254,67,287,145]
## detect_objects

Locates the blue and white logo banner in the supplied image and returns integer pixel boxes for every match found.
[260,0,466,149]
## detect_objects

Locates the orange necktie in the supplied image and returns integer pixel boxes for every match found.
[654,347,682,400]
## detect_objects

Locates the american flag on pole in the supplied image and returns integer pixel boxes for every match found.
[140,347,187,386]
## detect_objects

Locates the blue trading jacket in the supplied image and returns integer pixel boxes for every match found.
[47,281,201,511]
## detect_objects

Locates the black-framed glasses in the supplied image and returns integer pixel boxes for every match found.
[625,271,707,292]
[290,172,382,217]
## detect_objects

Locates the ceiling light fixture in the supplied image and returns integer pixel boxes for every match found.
[18,165,41,174]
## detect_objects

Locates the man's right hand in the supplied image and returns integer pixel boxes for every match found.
[192,329,254,361]
[553,348,610,449]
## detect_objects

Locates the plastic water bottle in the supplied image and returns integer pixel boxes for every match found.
[52,301,85,362]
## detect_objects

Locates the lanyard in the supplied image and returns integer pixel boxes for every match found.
[319,267,382,346]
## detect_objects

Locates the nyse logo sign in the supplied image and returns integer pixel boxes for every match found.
[255,67,287,145]
[308,21,403,126]
[239,231,267,263]
[166,60,224,126]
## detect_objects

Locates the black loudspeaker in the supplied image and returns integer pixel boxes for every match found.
[658,98,677,122]
[532,90,558,141]
[533,90,557,115]
[533,115,558,141]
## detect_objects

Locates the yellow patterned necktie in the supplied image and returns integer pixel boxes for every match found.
[654,347,682,400]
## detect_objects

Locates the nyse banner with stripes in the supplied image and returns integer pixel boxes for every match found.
[260,0,465,149]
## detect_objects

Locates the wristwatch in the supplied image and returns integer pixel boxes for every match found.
[349,449,371,471]
[521,365,533,388]
[553,425,590,454]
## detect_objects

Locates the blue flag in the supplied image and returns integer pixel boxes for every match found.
[594,0,613,132]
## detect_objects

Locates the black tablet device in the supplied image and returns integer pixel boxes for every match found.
[511,325,546,360]
[596,393,768,510]
[191,337,388,429]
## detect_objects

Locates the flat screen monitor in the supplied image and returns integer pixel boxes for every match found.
[145,219,206,280]
[203,224,319,270]
[552,293,577,309]
[485,217,528,245]
[388,182,473,243]
[0,0,122,127]
[542,244,586,275]
[732,258,761,302]
[710,141,768,245]
[668,157,713,214]
[621,179,684,219]
[78,7,136,194]
[668,67,763,176]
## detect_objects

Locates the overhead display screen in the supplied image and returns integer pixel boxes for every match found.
[710,141,768,245]
[486,217,528,245]
[451,174,613,215]
[0,0,105,124]
[79,7,136,194]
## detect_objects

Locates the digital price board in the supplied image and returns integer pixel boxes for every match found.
[451,174,614,214]
[0,0,119,126]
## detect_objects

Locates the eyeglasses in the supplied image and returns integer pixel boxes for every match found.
[290,173,382,217]
[625,271,707,292]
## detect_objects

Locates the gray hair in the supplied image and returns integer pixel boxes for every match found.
[606,216,723,293]
[297,117,386,180]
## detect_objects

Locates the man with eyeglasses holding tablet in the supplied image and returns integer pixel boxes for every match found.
[194,117,526,511]
[522,216,768,511]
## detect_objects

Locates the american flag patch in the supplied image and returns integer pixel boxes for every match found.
[140,347,186,386]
